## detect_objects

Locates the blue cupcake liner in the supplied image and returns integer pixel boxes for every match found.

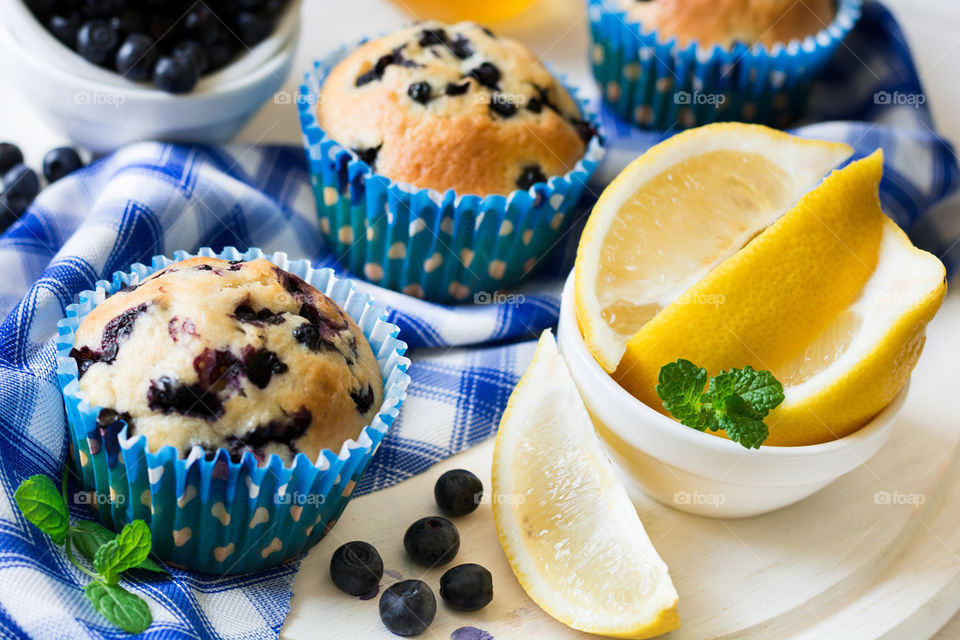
[588,0,863,130]
[297,43,605,303]
[55,247,410,575]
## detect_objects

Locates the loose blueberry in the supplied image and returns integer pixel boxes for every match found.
[445,82,470,97]
[0,143,24,175]
[47,15,80,47]
[403,516,460,566]
[330,541,383,596]
[199,25,238,72]
[440,564,493,611]
[43,147,84,183]
[434,469,483,516]
[379,580,436,637]
[183,6,215,36]
[0,195,25,229]
[235,11,273,47]
[262,0,286,15]
[172,40,210,75]
[76,20,118,66]
[3,165,40,203]
[115,33,157,81]
[467,62,500,89]
[109,10,145,37]
[407,81,432,105]
[153,55,198,93]
[23,0,57,19]
[145,13,178,42]
[516,164,547,190]
[84,0,126,19]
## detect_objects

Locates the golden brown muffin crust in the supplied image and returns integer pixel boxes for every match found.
[71,257,383,465]
[317,21,592,196]
[619,0,837,49]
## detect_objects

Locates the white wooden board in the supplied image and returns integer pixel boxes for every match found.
[283,292,960,640]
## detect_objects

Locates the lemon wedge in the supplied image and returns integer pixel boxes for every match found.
[763,217,945,444]
[492,330,679,638]
[615,151,946,445]
[575,123,852,372]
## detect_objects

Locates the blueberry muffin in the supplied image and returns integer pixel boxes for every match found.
[69,257,383,464]
[317,21,595,196]
[619,0,836,48]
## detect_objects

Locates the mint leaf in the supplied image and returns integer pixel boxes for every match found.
[656,359,785,449]
[715,394,769,449]
[72,520,115,563]
[133,556,168,574]
[704,370,737,403]
[731,365,784,416]
[656,359,710,430]
[94,521,151,583]
[94,540,122,585]
[14,475,69,544]
[73,520,167,574]
[84,582,152,634]
[113,521,152,573]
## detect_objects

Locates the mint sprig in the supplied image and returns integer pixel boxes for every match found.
[656,359,785,449]
[14,475,69,545]
[13,469,167,634]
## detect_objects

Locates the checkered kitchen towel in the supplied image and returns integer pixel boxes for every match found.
[0,1,957,638]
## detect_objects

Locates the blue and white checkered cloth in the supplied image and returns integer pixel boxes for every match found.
[0,2,956,638]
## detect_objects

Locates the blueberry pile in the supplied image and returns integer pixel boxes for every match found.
[24,0,291,93]
[327,469,493,637]
[0,141,85,232]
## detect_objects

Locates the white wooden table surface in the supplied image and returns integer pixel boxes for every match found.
[1,1,959,638]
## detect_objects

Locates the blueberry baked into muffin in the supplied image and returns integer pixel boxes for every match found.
[317,21,596,196]
[619,0,837,48]
[69,257,383,464]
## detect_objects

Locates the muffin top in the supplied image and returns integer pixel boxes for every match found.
[317,21,594,196]
[70,257,383,465]
[619,0,836,49]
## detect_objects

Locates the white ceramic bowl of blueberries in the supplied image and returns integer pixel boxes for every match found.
[0,0,301,152]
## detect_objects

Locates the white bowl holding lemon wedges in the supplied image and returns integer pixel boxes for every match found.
[557,273,909,518]
[558,123,946,519]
